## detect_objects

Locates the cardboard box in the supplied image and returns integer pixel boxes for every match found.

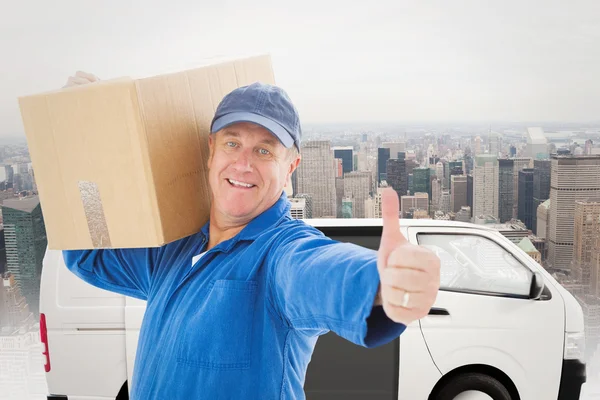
[18,55,275,250]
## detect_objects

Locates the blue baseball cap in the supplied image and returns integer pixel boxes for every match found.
[210,82,302,151]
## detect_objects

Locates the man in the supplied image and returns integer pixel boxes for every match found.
[62,71,440,399]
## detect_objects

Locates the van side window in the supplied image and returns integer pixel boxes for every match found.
[417,234,533,297]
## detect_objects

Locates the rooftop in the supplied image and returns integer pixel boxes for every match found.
[2,196,40,213]
[518,237,539,253]
[526,127,548,144]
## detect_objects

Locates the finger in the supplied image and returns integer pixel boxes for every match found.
[380,188,407,250]
[387,245,442,274]
[75,71,100,81]
[382,287,429,311]
[380,267,429,292]
[382,302,427,325]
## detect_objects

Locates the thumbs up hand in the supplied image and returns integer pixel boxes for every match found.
[376,188,440,325]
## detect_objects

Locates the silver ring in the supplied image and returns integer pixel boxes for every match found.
[401,291,410,308]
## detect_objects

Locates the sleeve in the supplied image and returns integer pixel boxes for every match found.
[62,246,164,301]
[269,228,406,348]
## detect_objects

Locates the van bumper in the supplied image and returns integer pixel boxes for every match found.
[558,359,586,400]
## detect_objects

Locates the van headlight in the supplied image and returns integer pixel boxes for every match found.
[564,332,586,360]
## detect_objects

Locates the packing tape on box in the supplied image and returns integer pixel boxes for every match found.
[78,181,112,248]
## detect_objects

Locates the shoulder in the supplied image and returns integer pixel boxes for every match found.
[268,218,327,245]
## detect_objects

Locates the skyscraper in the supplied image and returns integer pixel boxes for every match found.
[571,201,600,290]
[344,171,372,218]
[467,175,474,217]
[473,155,499,219]
[533,159,551,233]
[517,169,535,229]
[377,147,391,184]
[381,142,406,159]
[294,194,313,219]
[296,141,337,218]
[386,158,407,199]
[333,147,354,174]
[401,193,429,218]
[512,158,533,219]
[289,198,307,220]
[2,196,47,316]
[498,159,515,223]
[526,127,549,160]
[451,175,468,213]
[413,167,431,200]
[548,155,600,270]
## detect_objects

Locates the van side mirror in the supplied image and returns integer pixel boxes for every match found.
[529,271,545,300]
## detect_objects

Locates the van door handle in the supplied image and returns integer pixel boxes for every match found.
[428,307,450,316]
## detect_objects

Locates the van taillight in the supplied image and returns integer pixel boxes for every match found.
[40,313,51,372]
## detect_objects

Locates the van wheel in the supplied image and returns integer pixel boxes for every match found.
[433,373,512,400]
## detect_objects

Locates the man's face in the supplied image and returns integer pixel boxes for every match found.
[207,122,300,224]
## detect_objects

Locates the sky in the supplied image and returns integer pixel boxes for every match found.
[1,0,600,137]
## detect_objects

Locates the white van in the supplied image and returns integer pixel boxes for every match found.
[40,219,587,400]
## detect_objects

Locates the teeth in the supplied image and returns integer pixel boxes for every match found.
[228,179,254,188]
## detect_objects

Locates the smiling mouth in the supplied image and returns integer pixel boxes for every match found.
[227,178,256,189]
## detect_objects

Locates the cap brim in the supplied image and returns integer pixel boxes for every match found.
[211,112,294,148]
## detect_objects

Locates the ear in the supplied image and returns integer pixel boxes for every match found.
[285,154,301,184]
[207,134,215,170]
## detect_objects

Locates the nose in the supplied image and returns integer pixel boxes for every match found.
[232,148,253,172]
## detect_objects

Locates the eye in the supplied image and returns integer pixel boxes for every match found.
[258,148,271,156]
[226,141,237,148]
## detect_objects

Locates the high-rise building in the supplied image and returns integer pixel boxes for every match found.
[526,127,549,160]
[498,159,515,223]
[439,191,451,214]
[517,169,535,229]
[2,196,47,316]
[401,193,429,218]
[467,175,474,217]
[333,147,354,174]
[488,132,503,157]
[448,161,464,190]
[536,199,550,239]
[381,142,406,160]
[474,136,482,155]
[405,159,419,176]
[343,171,372,218]
[341,197,353,218]
[297,141,337,218]
[335,177,344,218]
[451,175,468,213]
[289,198,306,220]
[377,147,391,184]
[571,201,600,289]
[294,194,313,219]
[413,167,431,200]
[0,273,34,329]
[435,162,444,181]
[386,158,407,199]
[512,158,533,219]
[473,155,499,219]
[548,155,600,270]
[431,178,442,213]
[532,159,551,233]
[291,169,298,196]
[364,197,376,218]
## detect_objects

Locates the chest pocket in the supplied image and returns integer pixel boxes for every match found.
[176,279,258,370]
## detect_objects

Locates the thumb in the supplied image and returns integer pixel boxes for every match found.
[378,188,407,269]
